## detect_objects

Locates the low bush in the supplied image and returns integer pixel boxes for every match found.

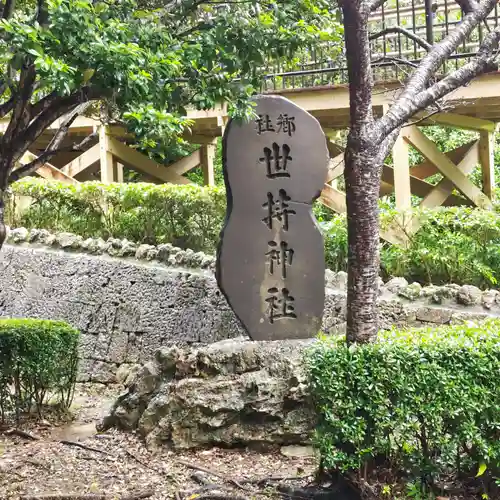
[0,319,79,422]
[307,320,500,498]
[322,206,500,288]
[8,179,500,288]
[9,178,226,253]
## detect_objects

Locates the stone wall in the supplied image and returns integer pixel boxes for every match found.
[1,228,500,383]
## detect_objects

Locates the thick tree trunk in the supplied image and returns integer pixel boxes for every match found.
[340,0,382,344]
[344,133,383,344]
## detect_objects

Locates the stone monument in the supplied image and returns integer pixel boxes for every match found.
[216,95,329,341]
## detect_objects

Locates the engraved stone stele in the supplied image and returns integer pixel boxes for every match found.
[216,95,329,341]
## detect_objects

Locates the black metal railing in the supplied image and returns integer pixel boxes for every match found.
[261,0,500,92]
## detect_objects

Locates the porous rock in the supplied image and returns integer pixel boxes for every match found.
[385,277,408,294]
[9,227,28,242]
[56,232,83,249]
[457,285,482,306]
[398,282,422,301]
[99,337,316,449]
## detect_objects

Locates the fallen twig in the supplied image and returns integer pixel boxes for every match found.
[121,491,154,500]
[241,474,311,486]
[20,496,107,500]
[20,491,153,500]
[59,439,111,456]
[4,428,40,440]
[122,449,161,474]
[186,495,249,500]
[177,459,250,492]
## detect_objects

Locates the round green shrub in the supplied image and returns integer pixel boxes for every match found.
[307,320,500,491]
[0,319,79,423]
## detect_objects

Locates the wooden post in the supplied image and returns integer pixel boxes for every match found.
[479,129,496,200]
[217,115,229,136]
[99,126,116,183]
[200,140,216,186]
[392,131,412,210]
[115,162,124,183]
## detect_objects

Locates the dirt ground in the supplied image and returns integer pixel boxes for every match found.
[0,384,320,500]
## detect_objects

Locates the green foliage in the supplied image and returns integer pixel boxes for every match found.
[9,179,500,288]
[11,178,226,252]
[380,207,500,287]
[321,213,348,272]
[0,319,79,423]
[0,0,343,173]
[321,205,500,288]
[307,320,500,496]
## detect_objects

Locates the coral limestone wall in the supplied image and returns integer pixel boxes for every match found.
[1,228,499,383]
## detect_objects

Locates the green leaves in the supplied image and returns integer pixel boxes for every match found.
[0,318,79,423]
[10,178,226,252]
[307,320,500,491]
[0,0,342,165]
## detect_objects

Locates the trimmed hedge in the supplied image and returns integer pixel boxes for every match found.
[0,319,79,422]
[307,320,500,497]
[8,178,226,253]
[7,178,500,287]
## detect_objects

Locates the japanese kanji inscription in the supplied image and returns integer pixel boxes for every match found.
[216,95,329,341]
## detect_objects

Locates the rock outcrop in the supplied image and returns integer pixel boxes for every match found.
[99,337,316,449]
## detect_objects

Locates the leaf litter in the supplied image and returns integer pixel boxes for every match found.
[0,384,318,500]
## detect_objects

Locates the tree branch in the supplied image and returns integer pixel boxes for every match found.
[35,0,49,26]
[0,96,15,119]
[381,26,500,134]
[368,0,388,12]
[376,0,498,140]
[29,90,63,123]
[9,103,93,182]
[372,56,418,69]
[455,0,479,13]
[10,86,102,167]
[369,26,432,51]
[2,64,37,146]
[1,0,16,20]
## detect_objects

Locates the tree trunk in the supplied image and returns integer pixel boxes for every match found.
[344,132,383,344]
[0,157,12,249]
[0,189,6,249]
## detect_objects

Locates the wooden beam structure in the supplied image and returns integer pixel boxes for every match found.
[393,132,411,210]
[403,126,492,209]
[1,71,498,247]
[61,143,100,178]
[18,151,79,185]
[479,129,496,199]
[106,137,192,184]
[99,126,117,184]
[200,140,217,186]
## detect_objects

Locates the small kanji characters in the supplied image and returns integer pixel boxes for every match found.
[255,113,296,136]
[266,240,294,279]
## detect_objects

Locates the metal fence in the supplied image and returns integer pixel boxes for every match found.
[261,0,500,91]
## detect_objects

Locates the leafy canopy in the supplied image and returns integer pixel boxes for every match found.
[0,0,342,157]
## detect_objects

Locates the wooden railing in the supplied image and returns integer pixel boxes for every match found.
[261,0,500,91]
